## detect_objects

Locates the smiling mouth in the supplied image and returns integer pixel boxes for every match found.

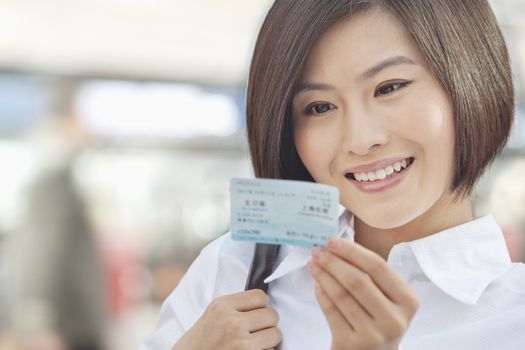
[345,157,415,182]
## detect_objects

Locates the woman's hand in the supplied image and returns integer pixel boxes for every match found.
[308,237,420,350]
[172,289,282,350]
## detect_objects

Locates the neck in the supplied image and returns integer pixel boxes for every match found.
[353,192,474,261]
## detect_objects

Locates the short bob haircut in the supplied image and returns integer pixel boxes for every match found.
[246,0,514,201]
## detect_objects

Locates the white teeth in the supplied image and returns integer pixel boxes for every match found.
[352,158,412,182]
[376,169,387,180]
[393,162,401,172]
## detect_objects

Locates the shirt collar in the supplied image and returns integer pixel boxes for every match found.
[405,214,512,305]
[264,208,512,306]
[264,205,353,284]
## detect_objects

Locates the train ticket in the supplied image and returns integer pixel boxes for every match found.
[230,177,339,248]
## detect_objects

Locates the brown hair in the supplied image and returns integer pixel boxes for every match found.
[246,0,514,200]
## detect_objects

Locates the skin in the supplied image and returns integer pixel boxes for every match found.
[172,289,282,350]
[292,8,474,350]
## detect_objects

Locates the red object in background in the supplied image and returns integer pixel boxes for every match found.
[502,227,525,262]
[97,231,144,321]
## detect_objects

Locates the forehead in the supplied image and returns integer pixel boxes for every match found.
[300,8,424,80]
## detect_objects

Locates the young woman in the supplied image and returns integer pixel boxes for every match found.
[141,1,525,349]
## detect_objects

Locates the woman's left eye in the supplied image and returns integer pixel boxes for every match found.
[374,81,411,97]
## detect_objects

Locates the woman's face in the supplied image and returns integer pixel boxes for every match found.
[292,9,456,229]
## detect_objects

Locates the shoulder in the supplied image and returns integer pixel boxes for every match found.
[181,232,256,291]
[482,262,525,310]
[497,262,525,294]
[164,232,255,327]
[188,232,256,295]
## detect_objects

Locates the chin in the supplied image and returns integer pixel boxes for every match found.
[361,215,414,230]
[351,204,424,230]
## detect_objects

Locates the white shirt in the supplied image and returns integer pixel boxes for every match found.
[140,208,525,349]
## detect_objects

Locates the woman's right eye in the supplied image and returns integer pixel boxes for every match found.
[304,102,336,116]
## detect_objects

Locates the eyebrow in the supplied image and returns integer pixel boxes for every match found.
[293,55,416,95]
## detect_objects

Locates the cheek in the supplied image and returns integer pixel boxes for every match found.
[294,123,336,179]
[395,91,455,156]
[394,91,456,188]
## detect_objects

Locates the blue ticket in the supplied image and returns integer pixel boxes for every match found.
[230,178,340,248]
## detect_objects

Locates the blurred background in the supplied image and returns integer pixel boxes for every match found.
[0,0,523,349]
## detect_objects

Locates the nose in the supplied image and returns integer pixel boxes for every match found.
[340,106,390,156]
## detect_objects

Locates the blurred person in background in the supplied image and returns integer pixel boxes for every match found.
[9,80,108,350]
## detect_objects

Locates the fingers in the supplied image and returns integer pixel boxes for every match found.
[326,237,417,306]
[196,290,282,350]
[314,281,354,336]
[249,327,282,349]
[309,251,418,347]
[244,307,280,332]
[312,248,394,319]
[219,288,269,311]
[308,257,374,332]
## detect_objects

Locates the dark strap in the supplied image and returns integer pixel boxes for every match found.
[244,243,281,293]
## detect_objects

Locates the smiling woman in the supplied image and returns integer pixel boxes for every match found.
[141,1,525,350]
[292,8,464,234]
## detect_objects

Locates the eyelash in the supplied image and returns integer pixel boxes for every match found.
[374,80,411,97]
[303,80,411,117]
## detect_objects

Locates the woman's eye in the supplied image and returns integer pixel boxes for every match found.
[304,102,336,116]
[374,81,410,97]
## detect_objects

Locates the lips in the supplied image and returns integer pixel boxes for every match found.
[344,157,415,180]
[345,157,415,193]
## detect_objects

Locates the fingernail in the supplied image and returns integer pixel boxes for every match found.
[307,258,319,273]
[328,237,342,250]
[311,247,325,258]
